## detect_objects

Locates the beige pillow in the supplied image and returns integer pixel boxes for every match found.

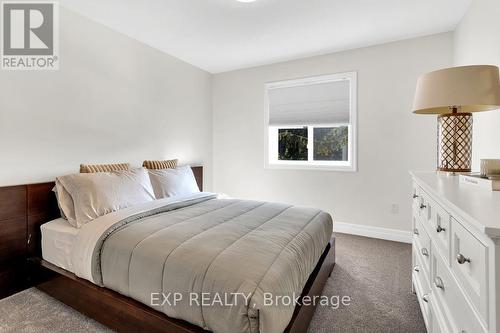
[52,181,75,220]
[142,159,178,170]
[148,165,200,199]
[80,163,130,173]
[56,168,155,228]
[53,181,76,222]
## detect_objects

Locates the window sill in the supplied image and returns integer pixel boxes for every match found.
[265,163,357,172]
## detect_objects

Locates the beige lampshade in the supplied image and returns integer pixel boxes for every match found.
[412,65,500,114]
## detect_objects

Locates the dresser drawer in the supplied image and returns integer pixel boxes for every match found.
[429,310,443,333]
[415,188,433,228]
[412,183,420,212]
[413,216,431,275]
[431,244,486,333]
[413,245,431,327]
[413,243,431,290]
[451,218,488,325]
[429,295,450,333]
[413,214,430,248]
[413,274,431,329]
[427,197,451,262]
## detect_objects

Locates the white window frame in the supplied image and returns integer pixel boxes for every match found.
[264,72,358,172]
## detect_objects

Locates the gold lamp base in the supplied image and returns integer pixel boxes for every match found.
[437,112,473,173]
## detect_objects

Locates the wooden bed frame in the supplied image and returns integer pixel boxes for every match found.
[2,166,336,333]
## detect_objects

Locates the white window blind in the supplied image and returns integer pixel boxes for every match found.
[268,79,350,126]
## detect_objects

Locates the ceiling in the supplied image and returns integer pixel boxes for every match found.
[62,0,471,73]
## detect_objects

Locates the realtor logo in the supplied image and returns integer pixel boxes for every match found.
[1,1,59,70]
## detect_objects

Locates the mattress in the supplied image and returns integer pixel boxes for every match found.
[41,218,79,273]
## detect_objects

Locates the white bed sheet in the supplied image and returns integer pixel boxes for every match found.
[41,218,79,273]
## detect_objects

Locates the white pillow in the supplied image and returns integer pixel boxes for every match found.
[56,167,155,228]
[148,165,200,199]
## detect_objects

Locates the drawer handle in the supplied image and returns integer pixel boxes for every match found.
[413,194,419,199]
[420,204,427,209]
[413,228,419,235]
[413,266,420,273]
[27,233,32,245]
[421,248,429,257]
[434,276,444,290]
[456,253,471,265]
[422,294,429,303]
[436,225,446,233]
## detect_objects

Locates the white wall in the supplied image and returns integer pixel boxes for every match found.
[212,33,453,233]
[0,8,213,188]
[454,0,500,171]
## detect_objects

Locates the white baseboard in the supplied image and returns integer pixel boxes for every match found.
[334,222,412,244]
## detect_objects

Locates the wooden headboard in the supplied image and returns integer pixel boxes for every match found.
[0,166,203,259]
[0,183,59,262]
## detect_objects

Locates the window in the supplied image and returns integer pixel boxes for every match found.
[265,72,357,171]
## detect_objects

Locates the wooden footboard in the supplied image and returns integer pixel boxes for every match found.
[284,238,336,333]
[34,238,335,333]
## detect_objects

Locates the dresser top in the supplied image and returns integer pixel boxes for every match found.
[411,171,500,238]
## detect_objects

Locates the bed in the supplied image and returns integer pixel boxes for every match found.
[20,166,335,333]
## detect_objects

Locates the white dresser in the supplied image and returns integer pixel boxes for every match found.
[411,171,500,333]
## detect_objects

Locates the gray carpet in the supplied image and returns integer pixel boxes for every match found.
[0,287,112,333]
[308,233,425,333]
[0,233,425,333]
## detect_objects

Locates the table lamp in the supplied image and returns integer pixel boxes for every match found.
[412,65,500,173]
